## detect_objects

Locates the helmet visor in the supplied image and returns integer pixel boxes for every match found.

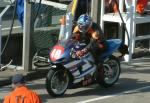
[78,24,89,32]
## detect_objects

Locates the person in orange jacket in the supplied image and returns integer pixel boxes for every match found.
[109,0,148,15]
[3,74,42,103]
[136,0,148,15]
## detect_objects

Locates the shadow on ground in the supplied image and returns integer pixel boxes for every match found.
[30,77,150,102]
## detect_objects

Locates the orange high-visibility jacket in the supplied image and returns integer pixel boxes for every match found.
[112,0,148,14]
[3,86,42,103]
[136,0,148,14]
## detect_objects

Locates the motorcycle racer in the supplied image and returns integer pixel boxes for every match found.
[72,14,107,63]
[46,13,124,97]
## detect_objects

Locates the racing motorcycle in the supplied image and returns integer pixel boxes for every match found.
[45,13,128,97]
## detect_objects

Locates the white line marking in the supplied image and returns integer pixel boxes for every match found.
[0,86,11,93]
[2,26,22,31]
[77,85,150,103]
[0,87,10,91]
[0,82,34,91]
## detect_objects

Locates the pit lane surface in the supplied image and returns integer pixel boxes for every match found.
[0,59,150,103]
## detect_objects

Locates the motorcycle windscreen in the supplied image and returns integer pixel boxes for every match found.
[50,45,65,62]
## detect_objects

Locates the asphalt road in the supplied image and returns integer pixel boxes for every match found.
[0,58,150,103]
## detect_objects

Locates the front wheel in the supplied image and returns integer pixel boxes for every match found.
[45,67,69,97]
[98,56,121,87]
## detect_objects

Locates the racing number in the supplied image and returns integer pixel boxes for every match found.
[51,49,62,60]
[50,45,64,61]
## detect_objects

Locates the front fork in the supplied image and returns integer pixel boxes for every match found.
[50,64,68,81]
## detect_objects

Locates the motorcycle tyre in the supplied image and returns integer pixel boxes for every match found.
[98,55,121,88]
[46,68,69,97]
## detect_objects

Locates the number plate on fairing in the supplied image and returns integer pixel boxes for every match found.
[50,45,64,62]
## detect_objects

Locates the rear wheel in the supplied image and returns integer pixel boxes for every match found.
[46,67,69,97]
[98,56,121,87]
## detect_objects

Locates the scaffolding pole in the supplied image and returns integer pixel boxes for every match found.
[91,0,100,23]
[23,0,33,71]
[0,17,1,63]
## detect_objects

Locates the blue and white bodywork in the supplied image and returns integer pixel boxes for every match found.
[45,13,127,97]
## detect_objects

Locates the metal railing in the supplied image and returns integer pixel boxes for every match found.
[100,0,150,61]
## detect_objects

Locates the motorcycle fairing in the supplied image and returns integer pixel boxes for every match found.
[101,39,122,59]
[64,53,96,79]
[50,45,65,62]
[49,39,122,84]
[49,43,73,63]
